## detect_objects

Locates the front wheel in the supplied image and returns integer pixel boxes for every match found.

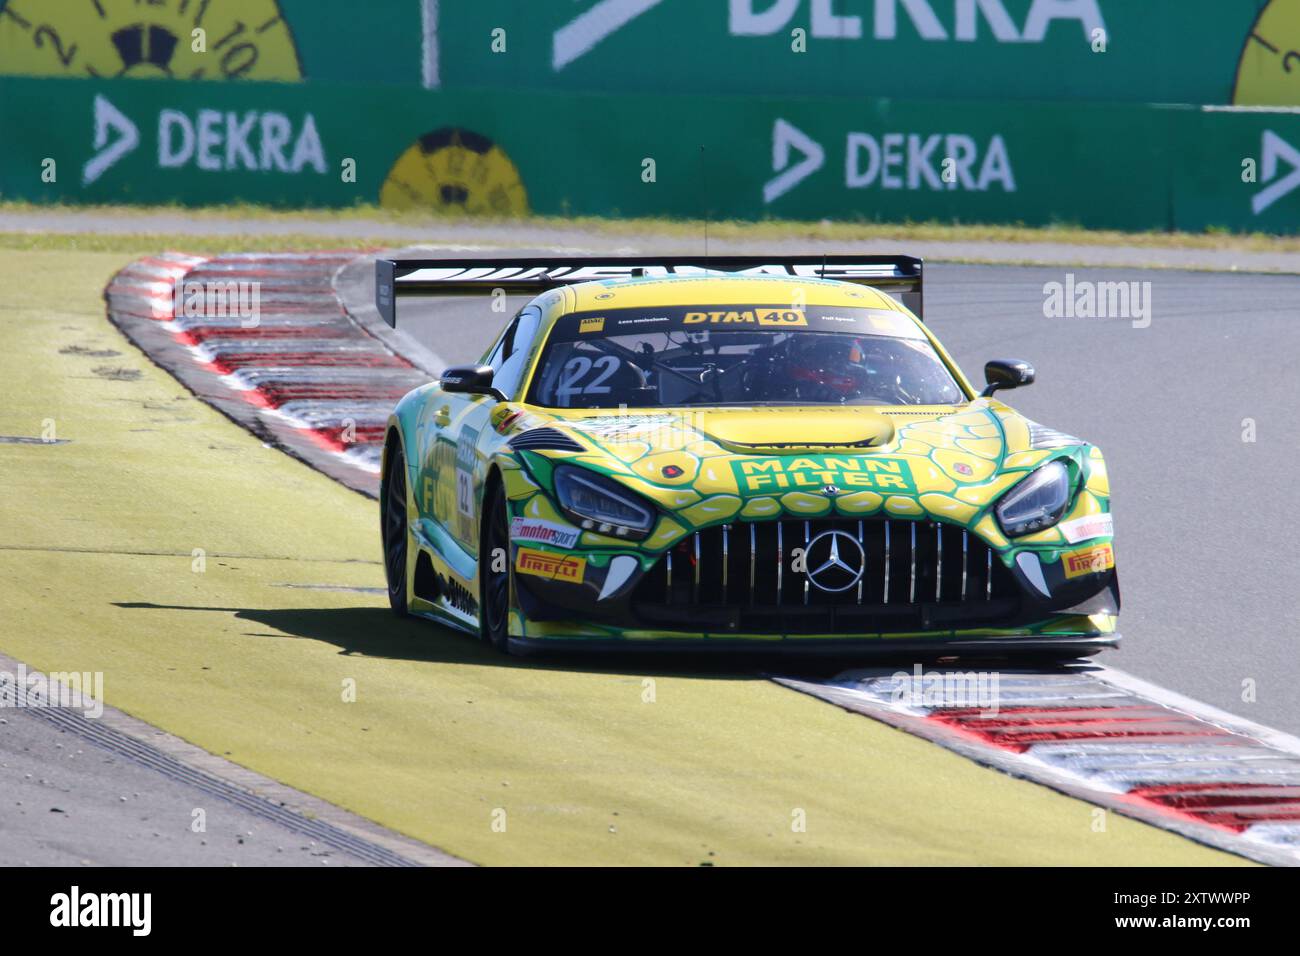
[380,442,409,616]
[480,480,514,653]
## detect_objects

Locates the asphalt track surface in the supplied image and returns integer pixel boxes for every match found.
[384,262,1300,739]
[0,704,372,866]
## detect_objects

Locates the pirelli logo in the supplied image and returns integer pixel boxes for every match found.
[515,547,586,583]
[1062,543,1114,579]
[683,308,807,327]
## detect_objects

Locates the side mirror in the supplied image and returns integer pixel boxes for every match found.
[441,364,507,402]
[981,359,1035,398]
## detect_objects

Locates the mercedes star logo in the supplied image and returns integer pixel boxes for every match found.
[804,529,866,593]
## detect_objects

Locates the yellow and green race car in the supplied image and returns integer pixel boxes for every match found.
[375,256,1118,658]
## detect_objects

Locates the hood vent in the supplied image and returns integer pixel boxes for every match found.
[508,427,586,453]
[1028,422,1082,449]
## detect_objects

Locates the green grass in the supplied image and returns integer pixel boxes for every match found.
[6,199,1300,253]
[0,230,392,255]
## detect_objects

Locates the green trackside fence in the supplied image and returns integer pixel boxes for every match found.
[0,1,1286,106]
[3,76,1300,233]
[436,0,1281,107]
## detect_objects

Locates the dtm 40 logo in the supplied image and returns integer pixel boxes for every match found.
[684,308,807,327]
[731,456,916,494]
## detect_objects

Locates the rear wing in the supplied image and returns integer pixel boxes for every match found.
[375,255,923,327]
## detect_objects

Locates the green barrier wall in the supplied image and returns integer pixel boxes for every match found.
[0,1,1295,107]
[5,76,1300,232]
[438,1,1280,106]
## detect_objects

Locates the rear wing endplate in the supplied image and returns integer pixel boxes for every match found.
[375,255,923,327]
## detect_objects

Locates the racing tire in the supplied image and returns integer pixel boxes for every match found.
[381,442,410,617]
[480,479,515,654]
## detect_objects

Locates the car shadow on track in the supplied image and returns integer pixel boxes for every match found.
[113,602,798,680]
[114,602,1093,682]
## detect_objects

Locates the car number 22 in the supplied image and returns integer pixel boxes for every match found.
[557,355,620,400]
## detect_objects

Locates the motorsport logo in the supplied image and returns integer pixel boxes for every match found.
[515,547,586,583]
[510,517,581,550]
[764,118,1015,204]
[731,456,915,494]
[83,94,327,186]
[1059,513,1114,544]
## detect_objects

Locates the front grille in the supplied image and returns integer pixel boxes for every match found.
[631,517,1021,635]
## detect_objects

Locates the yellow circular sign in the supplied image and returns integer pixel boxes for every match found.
[1234,1,1300,105]
[381,128,530,216]
[0,0,301,80]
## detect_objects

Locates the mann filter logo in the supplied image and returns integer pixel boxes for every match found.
[0,0,302,81]
[515,547,586,583]
[684,308,807,327]
[1063,543,1114,579]
[731,456,915,494]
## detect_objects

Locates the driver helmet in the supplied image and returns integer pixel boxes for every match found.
[786,336,868,397]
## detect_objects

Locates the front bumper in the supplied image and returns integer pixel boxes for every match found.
[511,515,1120,646]
[507,631,1120,660]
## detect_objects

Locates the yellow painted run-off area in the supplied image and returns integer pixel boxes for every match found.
[0,249,1248,866]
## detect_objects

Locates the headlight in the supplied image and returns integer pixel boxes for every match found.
[553,466,656,540]
[996,461,1072,537]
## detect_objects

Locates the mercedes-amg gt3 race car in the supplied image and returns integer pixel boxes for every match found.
[376,256,1119,657]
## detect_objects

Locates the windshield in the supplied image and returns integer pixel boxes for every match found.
[526,304,966,409]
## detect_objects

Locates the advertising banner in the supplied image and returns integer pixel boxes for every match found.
[0,1,1295,107]
[5,75,1300,232]
[436,1,1287,106]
